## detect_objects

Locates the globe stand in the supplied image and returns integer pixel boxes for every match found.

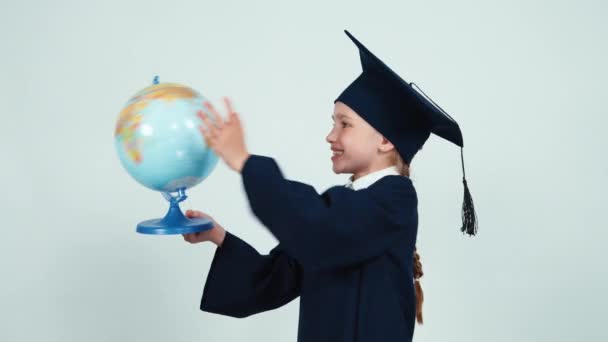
[136,188,213,235]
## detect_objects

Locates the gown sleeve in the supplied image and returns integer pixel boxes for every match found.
[200,231,301,318]
[240,154,418,272]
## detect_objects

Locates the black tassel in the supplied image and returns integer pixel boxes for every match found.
[410,82,478,235]
[460,148,478,236]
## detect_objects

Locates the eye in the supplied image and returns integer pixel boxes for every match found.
[341,122,349,128]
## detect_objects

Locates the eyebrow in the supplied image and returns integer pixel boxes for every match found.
[331,113,351,120]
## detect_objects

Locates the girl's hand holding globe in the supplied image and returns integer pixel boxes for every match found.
[183,209,226,246]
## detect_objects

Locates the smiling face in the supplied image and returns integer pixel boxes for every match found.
[326,101,397,180]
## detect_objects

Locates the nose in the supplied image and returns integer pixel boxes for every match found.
[326,127,337,144]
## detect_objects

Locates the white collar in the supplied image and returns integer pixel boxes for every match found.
[345,166,401,190]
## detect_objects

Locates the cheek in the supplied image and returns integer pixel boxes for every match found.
[340,129,366,149]
[337,131,355,150]
[340,131,366,157]
[348,131,379,158]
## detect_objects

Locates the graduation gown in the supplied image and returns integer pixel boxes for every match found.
[200,155,419,342]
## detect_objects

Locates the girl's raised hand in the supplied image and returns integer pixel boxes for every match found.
[198,98,250,173]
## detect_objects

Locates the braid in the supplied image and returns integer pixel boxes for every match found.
[393,150,424,325]
[413,247,424,325]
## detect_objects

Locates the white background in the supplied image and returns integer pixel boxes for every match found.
[1,0,606,341]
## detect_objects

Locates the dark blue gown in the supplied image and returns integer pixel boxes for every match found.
[200,155,419,342]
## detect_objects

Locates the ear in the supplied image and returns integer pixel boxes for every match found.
[378,136,395,153]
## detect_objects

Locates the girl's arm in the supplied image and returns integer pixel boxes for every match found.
[200,231,301,318]
[240,154,417,272]
[183,210,301,318]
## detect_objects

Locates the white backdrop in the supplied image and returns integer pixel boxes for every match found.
[1,0,606,341]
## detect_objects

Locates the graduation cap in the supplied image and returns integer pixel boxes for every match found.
[334,30,478,236]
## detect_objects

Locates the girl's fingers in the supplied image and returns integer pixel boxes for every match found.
[198,112,212,132]
[186,210,201,218]
[224,97,239,125]
[199,126,212,147]
[198,113,217,140]
[204,101,225,130]
[230,111,240,126]
[185,209,210,219]
[224,97,234,115]
[224,97,233,110]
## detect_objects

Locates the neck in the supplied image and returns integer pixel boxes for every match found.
[351,161,396,181]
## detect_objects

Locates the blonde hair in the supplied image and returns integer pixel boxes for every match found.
[392,151,410,178]
[392,150,424,325]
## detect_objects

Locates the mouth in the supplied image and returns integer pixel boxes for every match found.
[331,149,344,161]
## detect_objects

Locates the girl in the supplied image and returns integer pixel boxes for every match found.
[183,30,477,342]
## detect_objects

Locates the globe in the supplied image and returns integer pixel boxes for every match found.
[115,78,218,235]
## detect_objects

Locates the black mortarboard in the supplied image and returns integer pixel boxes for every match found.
[335,30,478,236]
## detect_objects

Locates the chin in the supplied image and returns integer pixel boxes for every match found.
[331,161,350,175]
[331,162,340,174]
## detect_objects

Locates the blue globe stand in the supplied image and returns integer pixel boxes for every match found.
[136,188,213,235]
